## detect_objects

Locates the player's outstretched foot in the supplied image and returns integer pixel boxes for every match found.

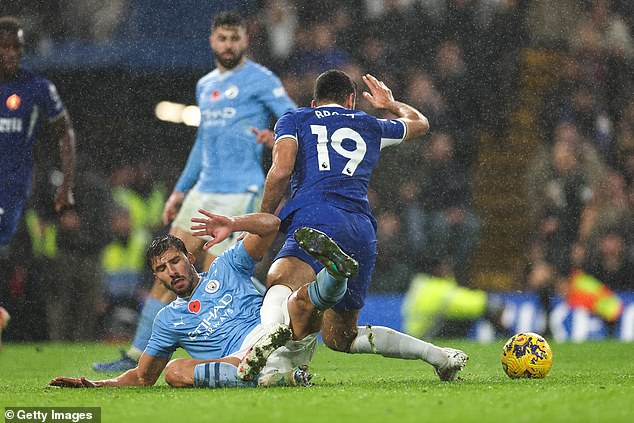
[237,323,293,382]
[434,348,469,382]
[0,307,10,350]
[257,366,313,387]
[294,227,359,279]
[92,350,138,373]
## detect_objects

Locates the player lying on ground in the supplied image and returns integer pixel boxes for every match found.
[49,210,358,388]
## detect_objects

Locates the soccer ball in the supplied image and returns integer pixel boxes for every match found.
[501,332,553,379]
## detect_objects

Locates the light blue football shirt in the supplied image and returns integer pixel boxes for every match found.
[144,240,263,360]
[175,59,296,194]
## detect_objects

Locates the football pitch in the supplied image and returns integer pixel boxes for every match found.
[1,341,633,423]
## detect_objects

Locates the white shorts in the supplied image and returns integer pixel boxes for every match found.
[229,296,318,375]
[171,189,262,256]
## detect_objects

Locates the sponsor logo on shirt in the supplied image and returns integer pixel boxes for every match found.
[201,108,237,126]
[6,94,20,110]
[187,293,234,340]
[0,118,22,133]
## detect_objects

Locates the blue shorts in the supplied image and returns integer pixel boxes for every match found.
[0,192,26,245]
[275,204,377,311]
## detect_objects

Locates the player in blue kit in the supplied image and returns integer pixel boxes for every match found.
[51,209,359,388]
[94,12,295,372]
[0,16,75,247]
[256,70,468,381]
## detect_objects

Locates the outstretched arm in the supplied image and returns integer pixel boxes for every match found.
[49,113,76,213]
[49,354,168,388]
[191,209,280,261]
[362,74,429,141]
[260,138,297,214]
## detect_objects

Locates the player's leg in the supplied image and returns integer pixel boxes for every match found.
[321,309,468,381]
[164,356,259,388]
[308,209,469,381]
[239,229,359,380]
[260,205,359,329]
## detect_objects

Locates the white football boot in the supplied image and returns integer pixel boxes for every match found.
[258,367,313,387]
[237,323,293,381]
[434,347,469,381]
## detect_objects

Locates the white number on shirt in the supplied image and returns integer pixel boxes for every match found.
[310,125,367,176]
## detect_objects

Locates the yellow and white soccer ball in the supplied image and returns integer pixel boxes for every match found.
[501,332,553,379]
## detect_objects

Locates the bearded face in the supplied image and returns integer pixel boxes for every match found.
[210,25,248,71]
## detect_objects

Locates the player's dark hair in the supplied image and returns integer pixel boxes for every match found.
[212,11,245,31]
[314,70,356,106]
[0,16,23,35]
[146,234,189,270]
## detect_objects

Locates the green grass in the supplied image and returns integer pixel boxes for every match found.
[1,341,633,423]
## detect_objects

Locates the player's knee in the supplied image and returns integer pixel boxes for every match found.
[266,270,301,291]
[164,359,192,388]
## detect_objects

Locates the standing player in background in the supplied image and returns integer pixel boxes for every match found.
[256,70,468,381]
[0,16,76,248]
[1,16,75,343]
[94,11,295,372]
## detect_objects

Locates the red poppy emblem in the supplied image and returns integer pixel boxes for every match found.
[211,90,220,101]
[188,300,201,314]
[6,94,20,110]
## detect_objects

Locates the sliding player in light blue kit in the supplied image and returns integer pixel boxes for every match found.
[94,11,295,372]
[51,209,359,389]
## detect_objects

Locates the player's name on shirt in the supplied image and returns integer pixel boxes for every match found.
[314,109,357,119]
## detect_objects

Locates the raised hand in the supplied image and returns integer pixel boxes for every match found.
[251,128,275,149]
[361,74,395,110]
[190,209,234,251]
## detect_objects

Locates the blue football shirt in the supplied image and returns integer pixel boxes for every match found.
[273,105,406,220]
[1,68,65,197]
[175,60,296,194]
[144,240,263,360]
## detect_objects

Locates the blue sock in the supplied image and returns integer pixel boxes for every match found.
[307,269,347,310]
[132,297,168,352]
[193,362,258,388]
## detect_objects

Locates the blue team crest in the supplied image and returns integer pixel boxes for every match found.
[205,280,221,294]
[225,85,239,99]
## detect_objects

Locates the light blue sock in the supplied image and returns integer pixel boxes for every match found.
[132,297,168,351]
[193,362,258,388]
[307,268,347,310]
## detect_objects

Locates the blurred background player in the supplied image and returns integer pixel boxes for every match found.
[52,210,356,389]
[0,17,75,343]
[259,70,467,380]
[94,11,295,372]
[0,16,75,249]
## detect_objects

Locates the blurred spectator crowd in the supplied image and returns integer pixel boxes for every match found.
[2,0,634,341]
